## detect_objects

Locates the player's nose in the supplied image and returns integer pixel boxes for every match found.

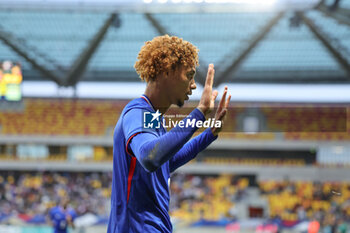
[190,80,196,90]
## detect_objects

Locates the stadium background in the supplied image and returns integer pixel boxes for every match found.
[0,0,350,232]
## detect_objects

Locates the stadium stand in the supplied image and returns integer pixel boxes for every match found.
[1,1,350,232]
[0,171,111,225]
[151,13,276,70]
[170,175,350,232]
[88,14,159,72]
[239,11,345,80]
[306,11,350,62]
[1,170,347,232]
[259,179,350,223]
[0,98,127,136]
[0,98,348,139]
[1,9,348,83]
[0,11,109,69]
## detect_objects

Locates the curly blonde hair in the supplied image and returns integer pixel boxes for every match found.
[134,35,199,82]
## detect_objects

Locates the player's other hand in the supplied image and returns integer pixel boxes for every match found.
[197,64,218,115]
[211,86,231,136]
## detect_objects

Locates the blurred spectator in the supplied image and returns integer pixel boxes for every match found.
[48,197,76,233]
[0,170,349,232]
[0,171,112,224]
[308,217,320,233]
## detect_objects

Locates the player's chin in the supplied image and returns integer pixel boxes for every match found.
[176,100,184,107]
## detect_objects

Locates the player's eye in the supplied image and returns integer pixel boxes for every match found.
[187,71,195,80]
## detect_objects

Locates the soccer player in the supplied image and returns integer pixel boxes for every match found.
[48,197,76,233]
[107,35,231,233]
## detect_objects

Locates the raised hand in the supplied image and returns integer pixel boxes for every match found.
[197,64,218,115]
[211,86,231,136]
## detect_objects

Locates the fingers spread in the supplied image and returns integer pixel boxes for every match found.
[218,87,228,109]
[225,94,231,109]
[217,109,227,121]
[211,90,218,102]
[216,88,230,122]
[205,64,215,88]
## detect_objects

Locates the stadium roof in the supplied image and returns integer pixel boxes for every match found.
[0,0,349,89]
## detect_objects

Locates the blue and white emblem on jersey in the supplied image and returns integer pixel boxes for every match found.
[143,110,161,129]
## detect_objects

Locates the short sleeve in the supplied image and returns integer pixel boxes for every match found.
[123,108,158,140]
[122,108,158,155]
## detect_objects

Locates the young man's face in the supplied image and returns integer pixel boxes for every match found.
[60,198,69,209]
[167,65,197,107]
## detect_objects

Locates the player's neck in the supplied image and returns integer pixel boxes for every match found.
[144,83,170,115]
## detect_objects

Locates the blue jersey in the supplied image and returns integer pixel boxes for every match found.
[108,96,171,233]
[108,95,217,233]
[49,206,76,233]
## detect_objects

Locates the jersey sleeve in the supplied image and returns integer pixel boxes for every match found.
[122,108,158,156]
[169,128,217,172]
[129,108,207,172]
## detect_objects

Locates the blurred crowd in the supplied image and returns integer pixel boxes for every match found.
[0,171,111,224]
[169,173,249,222]
[260,180,350,232]
[0,170,349,232]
